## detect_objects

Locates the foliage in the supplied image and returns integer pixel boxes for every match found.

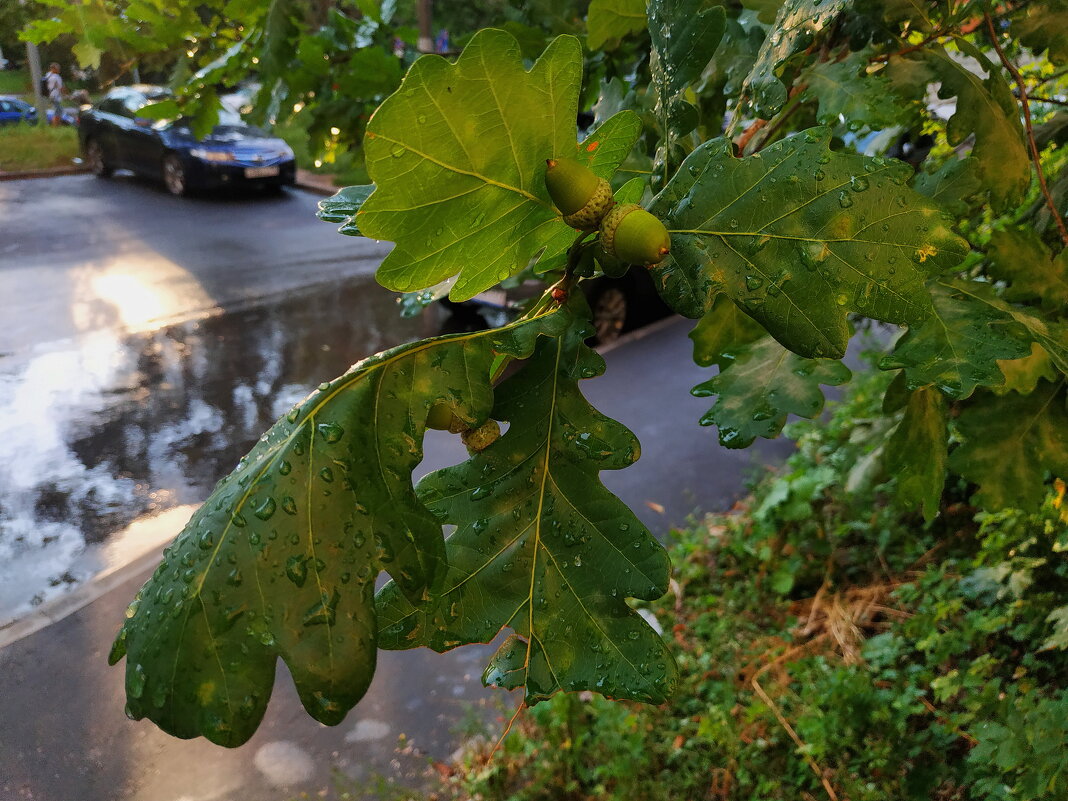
[83,0,1068,763]
[438,368,1068,801]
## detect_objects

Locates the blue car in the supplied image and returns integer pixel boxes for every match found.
[0,96,38,126]
[78,85,296,195]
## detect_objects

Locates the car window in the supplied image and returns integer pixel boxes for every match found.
[99,98,125,115]
[123,95,147,116]
[0,101,10,112]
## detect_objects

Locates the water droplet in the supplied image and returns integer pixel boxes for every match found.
[835,293,848,306]
[282,496,298,515]
[198,530,215,550]
[286,409,300,424]
[303,589,341,627]
[254,497,276,520]
[278,460,292,476]
[850,176,869,192]
[728,218,739,229]
[471,485,493,501]
[286,555,309,587]
[745,275,763,291]
[838,192,854,208]
[319,467,334,483]
[317,422,344,443]
[813,169,825,181]
[128,664,146,698]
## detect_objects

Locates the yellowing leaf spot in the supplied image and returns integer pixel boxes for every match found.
[197,681,216,704]
[916,244,938,263]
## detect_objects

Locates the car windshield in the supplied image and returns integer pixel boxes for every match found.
[169,110,268,139]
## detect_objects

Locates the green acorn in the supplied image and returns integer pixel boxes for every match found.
[462,419,501,453]
[425,402,470,433]
[544,157,615,231]
[598,203,671,266]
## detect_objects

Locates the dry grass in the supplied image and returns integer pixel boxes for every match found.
[0,124,80,171]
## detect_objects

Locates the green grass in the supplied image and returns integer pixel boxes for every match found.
[0,68,30,95]
[0,124,80,171]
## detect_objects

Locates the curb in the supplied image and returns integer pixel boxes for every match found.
[294,168,342,196]
[0,164,90,181]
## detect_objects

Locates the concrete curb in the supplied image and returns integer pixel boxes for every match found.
[0,164,90,180]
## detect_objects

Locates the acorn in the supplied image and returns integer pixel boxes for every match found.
[598,203,671,266]
[544,157,615,231]
[425,402,470,434]
[461,419,501,453]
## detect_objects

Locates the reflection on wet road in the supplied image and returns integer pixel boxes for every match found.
[0,274,436,624]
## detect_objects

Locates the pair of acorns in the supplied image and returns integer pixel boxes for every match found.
[425,403,501,452]
[545,158,671,267]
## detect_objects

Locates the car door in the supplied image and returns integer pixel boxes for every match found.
[92,97,134,168]
[118,94,160,174]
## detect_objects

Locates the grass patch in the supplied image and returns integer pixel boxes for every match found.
[0,69,30,95]
[0,124,80,171]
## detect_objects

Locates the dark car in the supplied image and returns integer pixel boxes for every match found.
[0,96,37,126]
[78,85,296,195]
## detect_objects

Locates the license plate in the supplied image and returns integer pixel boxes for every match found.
[245,165,280,178]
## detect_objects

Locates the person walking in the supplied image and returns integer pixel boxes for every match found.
[45,63,65,127]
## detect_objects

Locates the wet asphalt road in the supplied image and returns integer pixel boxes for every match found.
[0,174,793,799]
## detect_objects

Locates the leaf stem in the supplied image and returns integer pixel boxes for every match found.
[983,11,1068,246]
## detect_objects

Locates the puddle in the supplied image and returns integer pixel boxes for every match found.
[0,276,440,626]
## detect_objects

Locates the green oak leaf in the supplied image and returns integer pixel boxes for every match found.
[742,0,785,24]
[376,307,678,705]
[689,294,768,368]
[692,335,851,448]
[925,48,1029,213]
[587,0,647,51]
[879,280,1034,399]
[996,343,1058,395]
[648,128,967,359]
[802,52,911,133]
[1012,2,1068,65]
[950,380,1068,511]
[988,229,1068,312]
[108,311,567,746]
[884,386,947,522]
[911,157,984,218]
[358,29,639,300]
[742,0,848,118]
[648,0,726,182]
[317,185,375,237]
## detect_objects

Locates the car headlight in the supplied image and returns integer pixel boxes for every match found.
[190,148,235,162]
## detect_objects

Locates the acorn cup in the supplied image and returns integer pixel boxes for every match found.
[598,203,672,267]
[545,157,616,231]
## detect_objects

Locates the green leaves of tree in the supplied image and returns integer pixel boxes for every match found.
[649,128,967,359]
[648,0,726,148]
[951,381,1068,511]
[692,334,851,448]
[108,311,565,746]
[358,30,639,300]
[586,0,647,51]
[742,0,847,118]
[884,386,947,521]
[988,229,1068,311]
[879,280,1033,399]
[376,308,677,704]
[925,49,1030,213]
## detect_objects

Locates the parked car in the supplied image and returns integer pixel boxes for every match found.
[78,85,296,195]
[0,96,37,126]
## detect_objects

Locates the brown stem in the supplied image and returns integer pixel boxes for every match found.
[984,11,1068,246]
[735,119,767,153]
[1021,94,1068,108]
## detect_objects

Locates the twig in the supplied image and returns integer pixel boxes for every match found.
[1021,94,1068,108]
[735,119,768,153]
[751,659,840,801]
[919,697,979,746]
[487,699,527,761]
[984,11,1068,246]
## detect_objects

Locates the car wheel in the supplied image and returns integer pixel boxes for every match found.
[162,154,187,196]
[587,283,629,345]
[86,139,112,177]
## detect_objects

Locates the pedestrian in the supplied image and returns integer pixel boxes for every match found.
[45,62,66,127]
